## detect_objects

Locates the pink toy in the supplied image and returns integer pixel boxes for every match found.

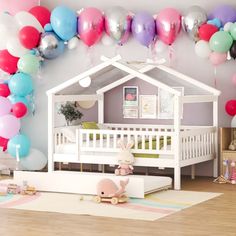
[94,178,129,204]
[115,139,135,176]
[230,161,236,184]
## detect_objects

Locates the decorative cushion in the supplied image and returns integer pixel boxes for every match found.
[81,122,100,140]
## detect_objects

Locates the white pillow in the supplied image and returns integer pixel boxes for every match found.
[61,127,78,143]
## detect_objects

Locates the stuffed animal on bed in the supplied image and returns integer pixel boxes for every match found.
[115,139,135,176]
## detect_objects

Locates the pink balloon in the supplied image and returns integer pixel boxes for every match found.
[0,97,12,116]
[156,8,181,45]
[232,73,236,86]
[209,52,227,66]
[0,114,20,139]
[78,7,104,47]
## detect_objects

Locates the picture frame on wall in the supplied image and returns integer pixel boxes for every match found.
[139,95,157,119]
[123,107,138,119]
[157,87,184,119]
[123,86,138,106]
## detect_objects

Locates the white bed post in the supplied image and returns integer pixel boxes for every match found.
[48,94,55,172]
[98,93,104,124]
[213,98,218,178]
[174,95,181,190]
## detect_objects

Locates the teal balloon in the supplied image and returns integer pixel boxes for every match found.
[51,6,77,41]
[7,134,31,158]
[230,23,236,40]
[8,95,30,108]
[9,73,33,96]
[209,31,233,52]
[17,54,40,75]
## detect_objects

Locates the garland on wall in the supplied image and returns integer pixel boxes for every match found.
[0,4,236,165]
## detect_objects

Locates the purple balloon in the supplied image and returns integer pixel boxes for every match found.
[0,114,20,139]
[0,97,12,116]
[208,5,236,26]
[131,12,156,47]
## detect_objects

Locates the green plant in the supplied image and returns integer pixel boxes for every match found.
[58,102,83,125]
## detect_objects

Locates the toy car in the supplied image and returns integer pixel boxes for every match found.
[21,186,37,195]
[7,184,21,194]
[93,195,128,205]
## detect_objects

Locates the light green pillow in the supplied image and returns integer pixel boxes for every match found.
[82,122,100,140]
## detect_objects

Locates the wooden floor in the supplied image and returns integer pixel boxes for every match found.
[0,176,235,236]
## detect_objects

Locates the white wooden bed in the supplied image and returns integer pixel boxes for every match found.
[44,55,221,191]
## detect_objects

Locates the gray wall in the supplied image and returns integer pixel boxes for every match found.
[20,0,236,176]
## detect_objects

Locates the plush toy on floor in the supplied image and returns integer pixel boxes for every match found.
[115,139,135,176]
[94,178,129,205]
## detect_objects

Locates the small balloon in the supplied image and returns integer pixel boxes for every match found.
[230,23,236,40]
[14,11,44,32]
[208,5,236,26]
[12,102,27,118]
[7,134,30,158]
[156,8,182,45]
[0,50,19,74]
[51,6,77,41]
[182,5,207,41]
[68,37,79,50]
[199,24,218,41]
[224,22,233,32]
[17,54,40,75]
[131,11,156,47]
[78,7,104,47]
[230,41,236,59]
[209,52,227,66]
[0,97,12,116]
[8,95,30,108]
[195,40,211,58]
[19,26,40,49]
[209,31,233,52]
[38,32,65,59]
[225,100,236,116]
[0,136,8,152]
[207,18,222,29]
[9,73,33,97]
[0,114,20,139]
[105,6,132,45]
[0,84,10,97]
[7,37,30,57]
[29,6,51,28]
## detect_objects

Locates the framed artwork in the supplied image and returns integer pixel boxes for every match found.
[139,95,157,119]
[123,86,138,106]
[157,87,184,119]
[123,107,138,119]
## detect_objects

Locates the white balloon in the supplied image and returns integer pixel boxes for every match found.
[68,37,79,50]
[14,11,44,32]
[231,115,236,128]
[0,13,19,50]
[194,40,211,58]
[101,34,114,46]
[154,40,168,54]
[20,148,47,171]
[7,37,29,57]
[224,22,233,32]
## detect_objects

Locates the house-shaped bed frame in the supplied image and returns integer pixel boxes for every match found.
[43,55,220,190]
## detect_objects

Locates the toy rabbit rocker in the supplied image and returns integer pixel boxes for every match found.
[115,139,135,176]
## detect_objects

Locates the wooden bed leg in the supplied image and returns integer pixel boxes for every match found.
[59,162,62,171]
[102,165,105,173]
[174,167,181,190]
[80,163,83,172]
[191,165,195,180]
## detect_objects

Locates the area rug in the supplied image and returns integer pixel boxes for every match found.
[0,188,221,221]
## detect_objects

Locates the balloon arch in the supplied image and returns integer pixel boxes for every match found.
[0,4,236,168]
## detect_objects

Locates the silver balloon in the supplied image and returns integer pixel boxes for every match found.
[38,32,65,59]
[182,6,207,41]
[105,6,132,45]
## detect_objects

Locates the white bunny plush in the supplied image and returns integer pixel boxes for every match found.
[229,140,236,151]
[115,139,135,176]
